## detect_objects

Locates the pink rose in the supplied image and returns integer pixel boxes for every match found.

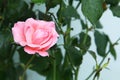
[12,18,59,57]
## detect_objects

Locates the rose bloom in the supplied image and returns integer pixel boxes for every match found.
[12,18,59,57]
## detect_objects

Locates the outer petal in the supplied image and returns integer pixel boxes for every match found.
[26,18,40,30]
[25,18,37,27]
[50,35,58,47]
[46,21,55,28]
[51,29,59,45]
[12,22,26,46]
[24,46,49,57]
[37,51,49,57]
[24,46,37,54]
[36,21,55,29]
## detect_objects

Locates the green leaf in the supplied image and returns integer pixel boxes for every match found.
[79,32,91,55]
[105,0,119,6]
[94,30,108,57]
[82,0,104,24]
[16,65,25,79]
[49,46,63,64]
[46,66,62,80]
[54,48,63,66]
[2,0,36,28]
[6,66,18,80]
[57,1,66,25]
[57,5,80,25]
[63,6,80,19]
[80,19,87,29]
[46,67,54,80]
[38,11,52,21]
[88,50,97,62]
[18,48,32,64]
[45,0,62,10]
[67,46,82,66]
[0,30,13,58]
[0,71,6,80]
[109,43,117,60]
[71,37,79,46]
[5,0,28,20]
[96,21,103,29]
[31,56,51,76]
[110,6,120,17]
[31,0,45,4]
[62,54,75,80]
[62,66,73,80]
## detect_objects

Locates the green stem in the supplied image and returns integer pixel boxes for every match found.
[66,50,78,80]
[53,53,56,80]
[99,50,110,67]
[7,44,17,65]
[67,52,76,72]
[75,67,79,80]
[83,29,89,45]
[86,50,110,80]
[20,55,35,80]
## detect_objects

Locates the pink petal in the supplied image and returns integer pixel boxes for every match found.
[36,21,55,29]
[51,36,58,47]
[27,43,40,48]
[24,46,49,57]
[24,46,37,54]
[40,31,59,51]
[46,21,55,28]
[25,18,37,26]
[24,25,34,43]
[40,37,54,51]
[12,22,26,46]
[32,29,48,44]
[26,18,40,30]
[37,51,49,57]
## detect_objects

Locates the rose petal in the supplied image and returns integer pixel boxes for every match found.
[24,18,38,43]
[50,35,58,47]
[40,37,54,51]
[24,45,49,57]
[26,43,40,48]
[12,22,26,46]
[37,51,49,57]
[40,30,58,51]
[32,29,48,44]
[25,18,37,26]
[24,23,34,44]
[24,46,37,54]
[47,21,55,28]
[36,21,54,29]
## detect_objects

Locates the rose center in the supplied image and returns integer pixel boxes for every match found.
[32,29,48,44]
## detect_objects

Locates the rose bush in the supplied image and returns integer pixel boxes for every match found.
[12,18,59,57]
[0,0,120,80]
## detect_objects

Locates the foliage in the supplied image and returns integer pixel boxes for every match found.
[0,0,120,80]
